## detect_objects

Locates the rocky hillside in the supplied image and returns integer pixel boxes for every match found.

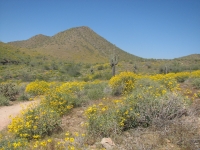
[8,26,141,63]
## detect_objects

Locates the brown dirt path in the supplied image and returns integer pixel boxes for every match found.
[0,99,40,131]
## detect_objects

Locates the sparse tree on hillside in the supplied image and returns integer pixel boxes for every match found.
[90,67,94,74]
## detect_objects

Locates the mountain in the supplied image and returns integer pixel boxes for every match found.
[8,26,141,63]
[176,54,200,60]
[0,42,52,65]
[7,34,51,49]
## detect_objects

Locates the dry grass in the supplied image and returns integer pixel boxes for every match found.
[59,94,200,150]
[114,100,200,150]
[110,115,199,150]
[1,89,200,149]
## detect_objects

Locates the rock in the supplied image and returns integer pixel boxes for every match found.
[124,131,131,137]
[101,138,115,149]
[77,110,84,117]
[165,138,171,143]
[89,144,96,150]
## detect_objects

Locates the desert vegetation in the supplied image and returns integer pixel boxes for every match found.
[0,27,200,149]
[0,70,200,150]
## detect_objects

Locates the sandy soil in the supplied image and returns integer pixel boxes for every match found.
[0,100,40,131]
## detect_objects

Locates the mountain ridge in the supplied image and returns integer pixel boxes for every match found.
[8,26,142,63]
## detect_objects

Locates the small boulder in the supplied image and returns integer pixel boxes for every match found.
[101,138,115,149]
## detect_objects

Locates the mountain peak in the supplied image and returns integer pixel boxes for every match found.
[72,26,91,30]
[30,34,49,38]
[8,26,140,63]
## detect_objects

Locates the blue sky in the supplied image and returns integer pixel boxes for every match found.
[0,0,200,59]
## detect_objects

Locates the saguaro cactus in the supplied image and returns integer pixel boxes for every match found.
[110,54,119,76]
[165,65,168,74]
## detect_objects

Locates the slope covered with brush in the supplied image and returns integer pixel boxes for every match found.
[8,26,141,63]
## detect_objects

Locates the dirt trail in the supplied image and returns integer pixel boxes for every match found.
[0,99,40,131]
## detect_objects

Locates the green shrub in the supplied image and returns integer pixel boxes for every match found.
[91,73,102,80]
[0,82,18,101]
[43,64,51,70]
[191,78,200,89]
[0,137,28,150]
[87,88,103,100]
[97,65,104,70]
[87,85,104,100]
[66,64,81,77]
[122,92,188,130]
[0,94,9,106]
[85,103,121,137]
[175,76,188,83]
[197,91,200,98]
[20,70,35,82]
[17,83,30,101]
[86,83,105,100]
[84,63,91,69]
[51,61,58,70]
[83,76,90,82]
[17,93,30,101]
[85,79,188,138]
[101,71,112,80]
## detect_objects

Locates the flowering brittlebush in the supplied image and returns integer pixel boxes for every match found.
[25,80,50,96]
[8,103,61,140]
[109,72,140,95]
[109,71,180,95]
[191,70,200,78]
[150,73,178,91]
[85,72,196,137]
[42,81,86,116]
